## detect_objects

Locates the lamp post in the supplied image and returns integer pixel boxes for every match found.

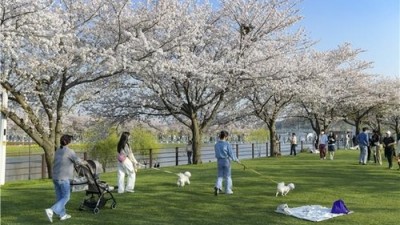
[0,87,8,185]
[28,136,31,180]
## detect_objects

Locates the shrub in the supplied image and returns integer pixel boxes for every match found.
[130,126,160,161]
[84,123,119,172]
[246,128,269,143]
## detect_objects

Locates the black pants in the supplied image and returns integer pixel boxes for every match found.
[187,151,192,164]
[290,144,297,155]
[367,146,371,161]
[385,149,394,168]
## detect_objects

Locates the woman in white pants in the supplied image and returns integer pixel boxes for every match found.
[117,132,138,193]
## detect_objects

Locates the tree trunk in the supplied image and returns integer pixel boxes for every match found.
[191,119,202,164]
[354,119,361,135]
[393,117,399,141]
[267,119,277,157]
[268,125,276,157]
[42,142,55,178]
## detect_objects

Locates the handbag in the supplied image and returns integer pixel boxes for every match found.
[117,153,126,162]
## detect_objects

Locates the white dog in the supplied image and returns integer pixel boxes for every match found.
[176,171,191,187]
[350,145,359,150]
[275,182,295,197]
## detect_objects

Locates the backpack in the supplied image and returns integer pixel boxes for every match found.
[371,133,380,143]
[331,199,350,214]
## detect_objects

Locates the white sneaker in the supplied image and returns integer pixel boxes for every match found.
[45,208,53,223]
[125,189,135,193]
[60,214,71,221]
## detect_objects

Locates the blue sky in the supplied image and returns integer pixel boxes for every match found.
[298,0,399,77]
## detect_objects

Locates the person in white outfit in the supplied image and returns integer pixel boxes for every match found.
[117,132,139,193]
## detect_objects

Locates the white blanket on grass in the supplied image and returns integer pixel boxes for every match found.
[275,204,352,222]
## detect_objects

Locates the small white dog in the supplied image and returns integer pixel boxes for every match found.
[275,182,295,197]
[349,145,359,150]
[176,171,191,187]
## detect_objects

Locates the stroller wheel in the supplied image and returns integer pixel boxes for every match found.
[111,202,117,209]
[79,204,85,211]
[93,207,100,214]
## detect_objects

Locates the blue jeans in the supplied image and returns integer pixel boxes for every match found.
[51,179,71,217]
[215,158,233,193]
[359,145,368,164]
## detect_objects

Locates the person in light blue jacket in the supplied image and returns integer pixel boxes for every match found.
[214,130,240,196]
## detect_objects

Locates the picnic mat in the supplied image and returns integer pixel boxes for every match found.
[275,203,353,222]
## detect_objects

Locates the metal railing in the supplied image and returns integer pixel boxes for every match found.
[5,141,314,182]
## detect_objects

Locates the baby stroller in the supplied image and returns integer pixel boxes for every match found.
[72,160,117,214]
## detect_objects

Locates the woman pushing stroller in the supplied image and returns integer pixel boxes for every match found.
[45,134,87,222]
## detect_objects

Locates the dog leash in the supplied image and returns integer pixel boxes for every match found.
[238,162,279,184]
[236,161,279,184]
[151,167,175,174]
[249,168,279,184]
[236,161,248,170]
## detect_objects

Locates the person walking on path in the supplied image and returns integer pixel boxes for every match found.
[290,133,297,156]
[45,134,86,223]
[214,130,240,196]
[357,127,369,165]
[186,140,193,164]
[117,131,139,193]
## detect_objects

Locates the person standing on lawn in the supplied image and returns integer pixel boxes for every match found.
[327,131,336,160]
[357,127,369,165]
[45,134,86,222]
[370,130,382,165]
[290,133,297,156]
[382,131,396,169]
[186,140,193,164]
[345,132,351,149]
[214,130,240,196]
[318,130,328,160]
[117,131,139,193]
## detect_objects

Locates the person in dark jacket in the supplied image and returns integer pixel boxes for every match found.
[370,130,382,165]
[382,131,396,169]
[327,132,336,160]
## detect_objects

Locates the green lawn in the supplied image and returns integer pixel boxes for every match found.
[1,150,399,225]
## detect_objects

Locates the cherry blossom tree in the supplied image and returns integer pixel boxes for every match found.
[0,0,132,177]
[92,0,309,163]
[366,77,400,136]
[92,0,230,164]
[293,43,372,141]
[338,75,389,135]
